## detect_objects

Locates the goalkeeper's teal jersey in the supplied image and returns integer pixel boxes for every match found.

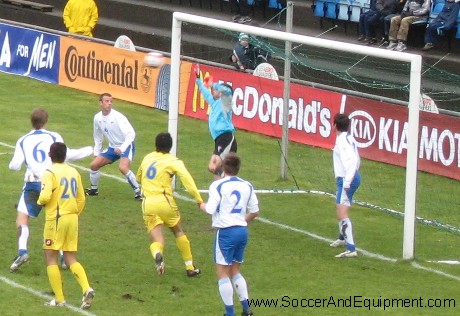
[196,79,235,140]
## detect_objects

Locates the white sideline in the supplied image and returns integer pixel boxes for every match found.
[0,276,96,316]
[0,140,458,309]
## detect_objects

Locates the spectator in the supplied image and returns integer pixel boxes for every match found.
[230,0,252,24]
[386,0,431,51]
[248,22,272,67]
[422,0,460,51]
[358,0,399,45]
[380,0,408,44]
[63,0,98,37]
[231,33,256,71]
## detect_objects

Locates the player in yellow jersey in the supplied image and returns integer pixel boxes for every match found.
[136,132,205,277]
[37,142,95,309]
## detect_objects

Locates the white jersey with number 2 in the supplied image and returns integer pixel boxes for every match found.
[205,176,259,228]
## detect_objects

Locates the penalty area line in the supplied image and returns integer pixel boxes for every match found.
[0,275,97,315]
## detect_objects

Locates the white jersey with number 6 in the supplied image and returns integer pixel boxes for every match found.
[9,129,93,182]
[9,129,64,182]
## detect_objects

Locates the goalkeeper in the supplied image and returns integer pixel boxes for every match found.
[195,69,237,179]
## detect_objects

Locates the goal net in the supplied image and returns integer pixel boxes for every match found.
[168,10,460,263]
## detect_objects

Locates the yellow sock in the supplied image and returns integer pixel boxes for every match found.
[69,262,90,294]
[47,265,65,303]
[149,242,163,258]
[175,235,194,270]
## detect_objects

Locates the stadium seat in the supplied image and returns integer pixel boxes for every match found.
[337,0,351,32]
[267,0,285,9]
[349,1,362,23]
[337,0,350,21]
[412,1,445,27]
[313,0,327,27]
[409,1,445,48]
[446,5,460,51]
[361,0,371,13]
[324,0,339,20]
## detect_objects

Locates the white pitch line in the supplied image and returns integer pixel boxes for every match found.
[256,217,397,262]
[427,260,460,265]
[0,276,97,315]
[412,262,460,282]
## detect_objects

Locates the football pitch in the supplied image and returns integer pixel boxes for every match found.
[0,72,459,315]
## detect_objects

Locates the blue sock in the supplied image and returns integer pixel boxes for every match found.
[241,299,249,311]
[19,249,28,256]
[224,305,234,316]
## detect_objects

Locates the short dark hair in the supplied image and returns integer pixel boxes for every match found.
[49,142,67,163]
[333,113,350,132]
[155,132,173,153]
[223,153,241,176]
[99,92,112,101]
[31,108,48,129]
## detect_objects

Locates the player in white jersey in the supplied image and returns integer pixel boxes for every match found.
[9,108,92,272]
[329,113,361,258]
[85,93,141,200]
[200,153,259,316]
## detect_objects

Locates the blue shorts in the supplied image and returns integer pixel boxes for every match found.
[336,171,361,207]
[214,226,248,265]
[100,143,135,162]
[17,182,42,218]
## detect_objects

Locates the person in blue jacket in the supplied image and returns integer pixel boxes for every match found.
[422,0,460,50]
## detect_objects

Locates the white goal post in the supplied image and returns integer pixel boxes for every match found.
[168,11,422,260]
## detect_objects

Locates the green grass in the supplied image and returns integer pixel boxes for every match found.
[0,72,459,315]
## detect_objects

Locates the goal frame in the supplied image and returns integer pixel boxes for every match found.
[168,11,422,260]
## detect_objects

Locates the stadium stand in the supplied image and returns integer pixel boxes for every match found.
[1,0,52,12]
[0,0,459,77]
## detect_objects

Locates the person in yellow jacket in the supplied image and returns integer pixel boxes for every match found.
[63,0,98,37]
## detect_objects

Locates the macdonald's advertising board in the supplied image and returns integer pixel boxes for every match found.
[185,64,342,150]
[0,23,59,83]
[185,64,460,181]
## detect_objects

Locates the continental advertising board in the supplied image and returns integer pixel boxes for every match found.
[58,36,191,109]
[59,36,157,107]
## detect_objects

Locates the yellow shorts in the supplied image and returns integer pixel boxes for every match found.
[43,213,79,251]
[143,195,180,232]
